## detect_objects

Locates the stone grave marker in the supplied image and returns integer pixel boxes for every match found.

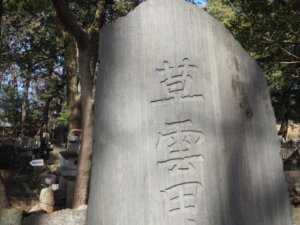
[87,0,292,224]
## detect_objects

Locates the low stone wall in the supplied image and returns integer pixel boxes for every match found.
[22,205,87,225]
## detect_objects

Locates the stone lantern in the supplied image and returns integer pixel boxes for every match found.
[59,136,80,208]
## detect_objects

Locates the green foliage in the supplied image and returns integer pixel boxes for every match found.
[206,0,235,25]
[0,0,66,134]
[207,0,300,124]
[0,84,22,126]
[106,0,140,22]
[54,102,69,126]
[26,100,43,126]
[11,0,300,138]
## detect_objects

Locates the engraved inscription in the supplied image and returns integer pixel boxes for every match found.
[152,59,205,224]
[162,183,201,225]
[151,58,204,105]
[155,120,204,224]
[156,120,204,176]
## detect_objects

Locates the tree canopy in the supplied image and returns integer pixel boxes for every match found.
[207,0,300,137]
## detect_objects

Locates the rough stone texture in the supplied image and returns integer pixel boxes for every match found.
[22,205,87,225]
[87,0,292,224]
[0,209,23,225]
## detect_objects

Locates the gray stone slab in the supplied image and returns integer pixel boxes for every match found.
[87,0,292,224]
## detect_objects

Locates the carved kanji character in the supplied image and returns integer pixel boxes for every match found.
[162,182,201,224]
[151,58,203,105]
[156,120,204,174]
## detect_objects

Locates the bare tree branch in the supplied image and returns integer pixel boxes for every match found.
[263,36,300,45]
[51,0,90,50]
[277,45,300,60]
[262,37,300,60]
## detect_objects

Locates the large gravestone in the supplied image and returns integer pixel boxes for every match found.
[87,0,292,224]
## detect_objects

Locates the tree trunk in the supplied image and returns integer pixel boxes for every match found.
[40,97,52,137]
[0,70,3,90]
[278,118,289,140]
[72,45,94,208]
[277,82,294,140]
[0,0,3,33]
[0,173,9,209]
[0,0,4,88]
[21,76,30,136]
[0,70,3,87]
[90,0,106,78]
[63,34,82,138]
[39,82,66,137]
[51,0,104,208]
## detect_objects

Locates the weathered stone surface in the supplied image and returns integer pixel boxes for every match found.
[87,0,292,224]
[0,209,23,225]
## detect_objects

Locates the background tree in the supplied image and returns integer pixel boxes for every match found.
[51,0,145,208]
[51,0,106,208]
[63,33,81,138]
[0,0,4,87]
[0,0,65,136]
[207,0,300,139]
[0,174,9,209]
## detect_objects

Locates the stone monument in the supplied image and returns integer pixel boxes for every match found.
[87,0,292,224]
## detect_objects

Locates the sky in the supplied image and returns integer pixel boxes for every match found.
[140,0,207,6]
[192,0,207,6]
[183,0,207,6]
